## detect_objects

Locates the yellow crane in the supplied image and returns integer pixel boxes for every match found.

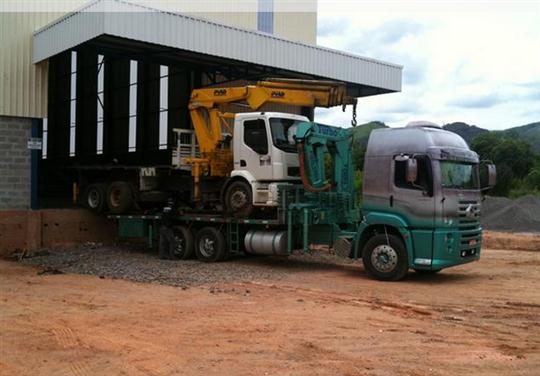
[181,78,358,202]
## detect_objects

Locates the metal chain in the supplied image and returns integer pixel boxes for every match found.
[351,103,357,127]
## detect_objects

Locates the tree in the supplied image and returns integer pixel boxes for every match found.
[471,133,536,196]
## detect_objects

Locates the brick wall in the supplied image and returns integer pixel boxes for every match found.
[0,116,32,209]
[0,209,117,256]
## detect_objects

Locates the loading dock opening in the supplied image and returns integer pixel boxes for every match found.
[33,0,402,209]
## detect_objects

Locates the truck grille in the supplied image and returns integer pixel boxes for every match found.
[457,200,481,257]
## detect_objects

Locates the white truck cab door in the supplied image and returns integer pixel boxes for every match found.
[237,118,273,181]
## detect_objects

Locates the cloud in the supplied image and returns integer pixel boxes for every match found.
[448,93,503,109]
[374,20,425,45]
[317,17,350,37]
[331,20,426,87]
[316,2,540,130]
[380,97,422,114]
[512,81,540,102]
[403,62,424,85]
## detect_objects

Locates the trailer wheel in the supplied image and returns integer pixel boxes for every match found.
[159,225,174,260]
[106,181,134,214]
[170,226,194,260]
[82,183,106,213]
[362,234,408,281]
[195,226,227,262]
[224,180,253,218]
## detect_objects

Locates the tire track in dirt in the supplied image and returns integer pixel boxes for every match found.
[50,326,94,376]
[239,281,437,319]
[235,281,540,362]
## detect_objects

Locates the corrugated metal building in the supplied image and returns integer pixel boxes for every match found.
[0,0,401,210]
[0,0,318,119]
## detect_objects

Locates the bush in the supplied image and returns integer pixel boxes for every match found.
[471,133,537,196]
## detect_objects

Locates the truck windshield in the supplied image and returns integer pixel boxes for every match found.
[269,118,300,153]
[440,161,479,189]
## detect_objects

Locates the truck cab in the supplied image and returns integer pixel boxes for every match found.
[356,122,496,279]
[224,112,306,215]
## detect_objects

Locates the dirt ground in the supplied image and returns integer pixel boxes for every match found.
[1,235,539,376]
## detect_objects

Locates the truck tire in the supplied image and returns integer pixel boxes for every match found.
[159,225,174,260]
[106,181,134,214]
[195,226,227,262]
[224,180,253,218]
[362,234,408,281]
[170,226,194,260]
[82,183,106,214]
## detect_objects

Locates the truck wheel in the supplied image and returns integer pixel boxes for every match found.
[225,180,253,218]
[362,234,408,281]
[195,226,227,262]
[82,184,106,213]
[170,226,194,260]
[159,225,174,260]
[106,181,134,214]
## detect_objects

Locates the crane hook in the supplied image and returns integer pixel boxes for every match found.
[344,102,358,127]
[351,103,357,127]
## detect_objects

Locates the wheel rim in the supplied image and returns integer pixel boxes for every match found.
[371,244,398,273]
[199,236,215,258]
[87,189,100,209]
[229,189,248,211]
[110,189,121,207]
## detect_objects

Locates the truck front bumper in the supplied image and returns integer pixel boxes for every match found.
[413,228,482,270]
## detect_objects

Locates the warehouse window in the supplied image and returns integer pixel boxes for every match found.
[257,0,274,34]
[42,118,48,159]
[159,65,168,150]
[128,60,138,152]
[69,51,77,157]
[96,54,105,154]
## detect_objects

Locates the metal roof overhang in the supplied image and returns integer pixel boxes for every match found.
[33,0,402,97]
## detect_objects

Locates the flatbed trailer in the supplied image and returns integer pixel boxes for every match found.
[110,184,360,262]
[106,123,495,281]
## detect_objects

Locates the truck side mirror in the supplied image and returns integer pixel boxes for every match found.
[405,158,418,183]
[480,161,496,190]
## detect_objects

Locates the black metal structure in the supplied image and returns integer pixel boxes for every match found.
[38,35,372,206]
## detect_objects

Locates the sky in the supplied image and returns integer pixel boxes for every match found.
[314,0,540,130]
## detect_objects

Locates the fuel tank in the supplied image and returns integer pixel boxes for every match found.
[244,230,288,255]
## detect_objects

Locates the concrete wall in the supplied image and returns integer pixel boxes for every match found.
[0,116,31,209]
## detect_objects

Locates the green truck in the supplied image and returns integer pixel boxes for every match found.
[114,119,496,281]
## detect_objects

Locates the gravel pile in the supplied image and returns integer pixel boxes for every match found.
[19,244,356,288]
[482,195,540,233]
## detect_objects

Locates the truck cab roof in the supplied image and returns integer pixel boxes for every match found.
[366,126,479,163]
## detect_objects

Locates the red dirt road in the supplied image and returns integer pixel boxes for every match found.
[1,246,539,376]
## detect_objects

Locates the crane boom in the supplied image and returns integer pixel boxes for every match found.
[186,78,356,163]
[178,78,358,202]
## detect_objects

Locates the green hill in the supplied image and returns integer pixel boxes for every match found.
[442,121,540,152]
[500,122,540,152]
[442,122,489,143]
[349,120,540,153]
[351,121,387,142]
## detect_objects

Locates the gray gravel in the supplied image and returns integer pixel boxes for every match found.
[18,243,358,288]
[482,195,540,233]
